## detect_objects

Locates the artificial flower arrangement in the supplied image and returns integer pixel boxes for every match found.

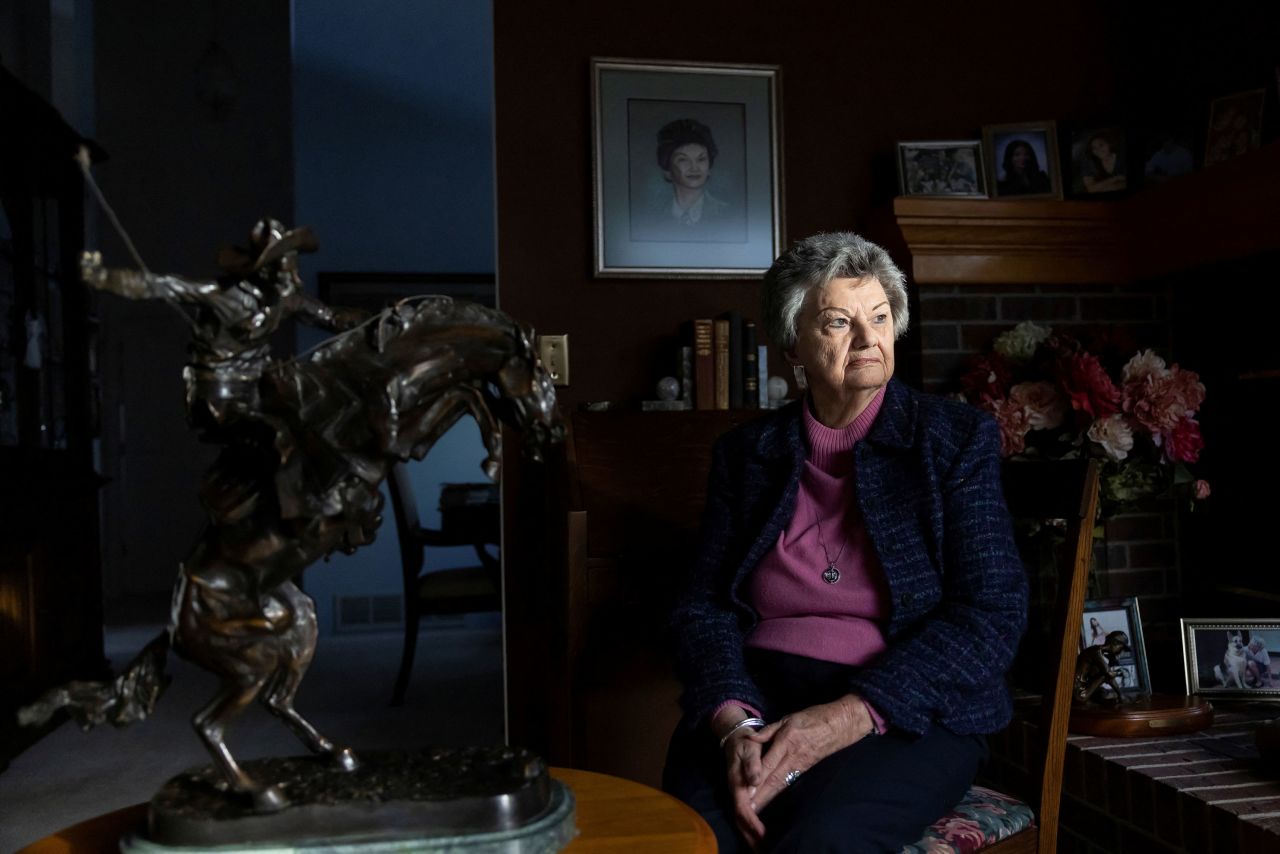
[959,322,1209,517]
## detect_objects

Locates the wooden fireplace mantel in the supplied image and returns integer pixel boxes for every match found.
[893,143,1280,286]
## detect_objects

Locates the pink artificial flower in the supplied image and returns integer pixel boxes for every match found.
[1009,381,1067,431]
[1055,352,1121,419]
[986,397,1033,457]
[1121,349,1167,385]
[1087,414,1135,461]
[1193,479,1212,500]
[1162,416,1204,463]
[1124,364,1206,434]
[961,353,1012,405]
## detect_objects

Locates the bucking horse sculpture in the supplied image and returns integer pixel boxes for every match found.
[19,219,563,812]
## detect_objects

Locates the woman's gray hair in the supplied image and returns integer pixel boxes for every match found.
[761,232,910,350]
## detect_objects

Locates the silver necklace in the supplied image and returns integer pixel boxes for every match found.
[813,511,845,584]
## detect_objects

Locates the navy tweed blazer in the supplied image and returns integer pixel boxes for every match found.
[671,378,1028,736]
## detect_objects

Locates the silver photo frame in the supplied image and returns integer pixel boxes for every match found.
[897,140,988,198]
[1182,618,1280,699]
[1080,597,1151,700]
[591,58,783,278]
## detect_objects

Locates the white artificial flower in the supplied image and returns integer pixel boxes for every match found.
[1087,414,1135,461]
[993,322,1051,364]
[1121,349,1168,385]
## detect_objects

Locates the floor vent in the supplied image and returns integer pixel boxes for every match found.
[334,594,403,633]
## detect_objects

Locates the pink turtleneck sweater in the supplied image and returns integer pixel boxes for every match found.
[745,388,891,664]
[716,387,891,731]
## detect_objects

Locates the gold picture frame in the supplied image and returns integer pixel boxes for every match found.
[982,120,1062,200]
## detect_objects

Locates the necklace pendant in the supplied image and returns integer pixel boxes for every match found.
[822,563,841,584]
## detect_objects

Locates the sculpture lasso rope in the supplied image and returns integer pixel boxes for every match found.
[19,181,563,812]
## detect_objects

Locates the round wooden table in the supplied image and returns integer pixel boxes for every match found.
[17,767,716,853]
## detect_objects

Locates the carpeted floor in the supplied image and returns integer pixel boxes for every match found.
[0,619,504,850]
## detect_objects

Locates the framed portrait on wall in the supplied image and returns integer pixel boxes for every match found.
[591,58,783,278]
[982,120,1062,200]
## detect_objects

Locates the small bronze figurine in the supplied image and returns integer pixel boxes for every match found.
[1074,630,1131,706]
[21,220,563,814]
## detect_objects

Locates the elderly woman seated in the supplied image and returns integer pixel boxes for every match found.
[663,232,1028,853]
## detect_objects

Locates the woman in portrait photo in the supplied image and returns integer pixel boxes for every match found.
[997,138,1052,196]
[663,232,1028,853]
[1079,130,1126,194]
[1089,616,1107,646]
[648,118,731,232]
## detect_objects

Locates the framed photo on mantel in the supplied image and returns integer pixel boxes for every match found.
[983,120,1063,200]
[896,140,988,198]
[1182,619,1280,699]
[591,58,783,279]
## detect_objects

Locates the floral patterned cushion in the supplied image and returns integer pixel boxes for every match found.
[900,785,1035,854]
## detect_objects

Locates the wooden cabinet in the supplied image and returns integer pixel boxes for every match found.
[0,77,107,767]
[504,409,756,784]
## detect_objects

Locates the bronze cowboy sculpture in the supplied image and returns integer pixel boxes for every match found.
[20,219,563,813]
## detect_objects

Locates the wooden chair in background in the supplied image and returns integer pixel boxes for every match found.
[906,459,1101,853]
[387,462,501,706]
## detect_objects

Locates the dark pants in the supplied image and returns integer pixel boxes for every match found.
[662,649,988,854]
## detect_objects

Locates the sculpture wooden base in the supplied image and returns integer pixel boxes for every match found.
[121,747,576,852]
[1069,694,1214,737]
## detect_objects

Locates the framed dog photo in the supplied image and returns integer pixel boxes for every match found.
[1080,598,1151,700]
[591,58,783,278]
[1181,619,1280,699]
[897,141,988,198]
[982,121,1062,199]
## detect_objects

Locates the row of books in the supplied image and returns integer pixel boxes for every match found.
[642,312,778,411]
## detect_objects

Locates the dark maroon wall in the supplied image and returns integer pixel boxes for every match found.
[493,0,1123,409]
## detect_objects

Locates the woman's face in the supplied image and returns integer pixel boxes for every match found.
[665,143,710,190]
[1090,137,1112,158]
[1010,143,1031,172]
[788,276,895,400]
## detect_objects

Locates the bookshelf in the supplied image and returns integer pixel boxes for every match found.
[891,144,1280,286]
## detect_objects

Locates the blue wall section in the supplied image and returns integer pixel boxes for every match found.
[292,1,496,636]
[293,0,495,272]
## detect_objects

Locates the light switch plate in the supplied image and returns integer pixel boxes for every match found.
[537,334,569,386]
